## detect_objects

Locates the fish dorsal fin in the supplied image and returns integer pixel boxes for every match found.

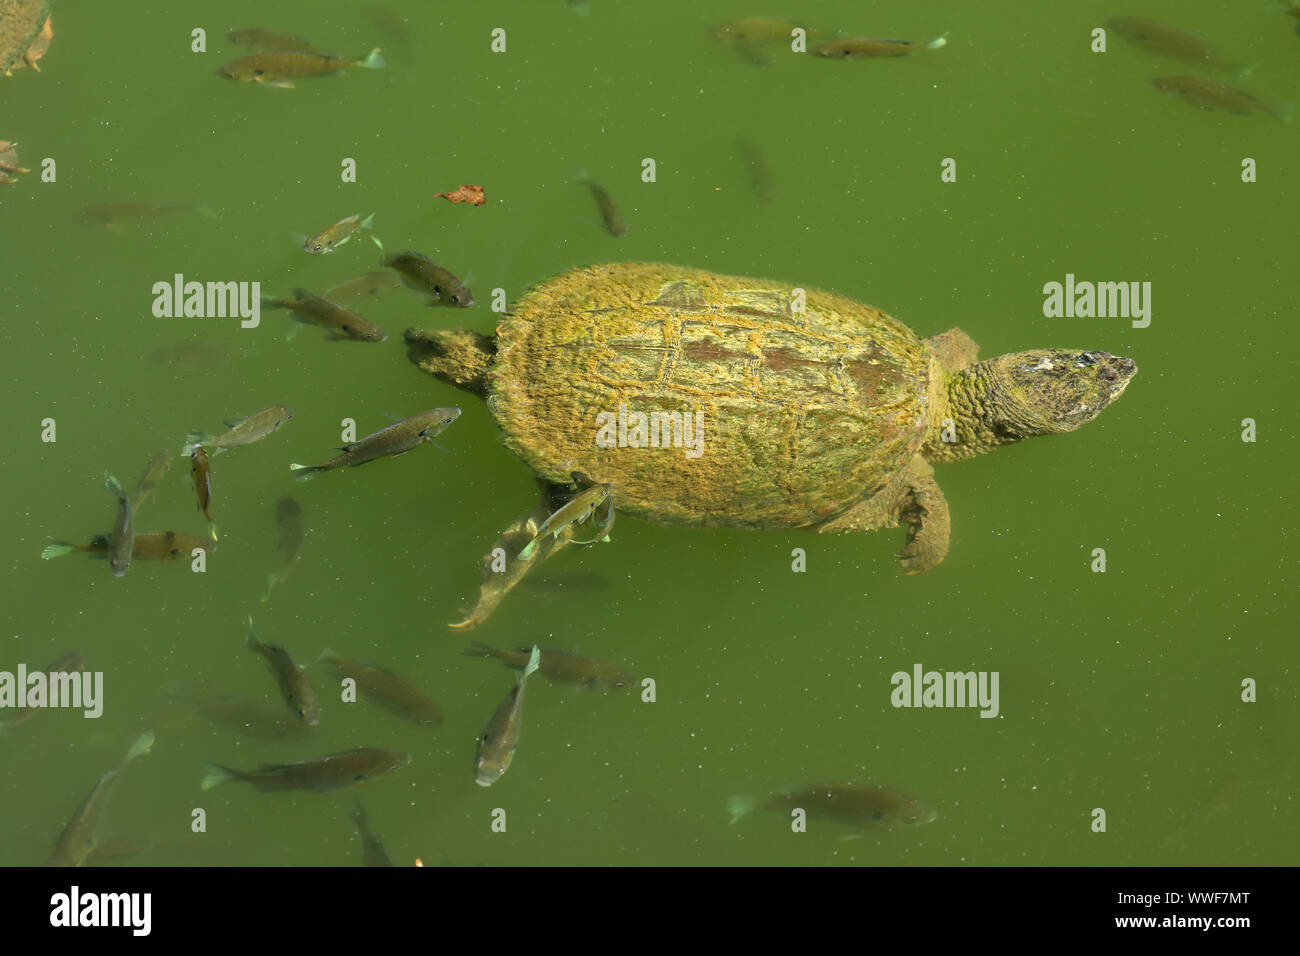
[223,417,245,428]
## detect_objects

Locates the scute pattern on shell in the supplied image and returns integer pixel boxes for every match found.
[488,262,930,529]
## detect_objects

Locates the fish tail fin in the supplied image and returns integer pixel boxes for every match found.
[1274,101,1295,124]
[124,731,155,764]
[463,642,497,659]
[245,617,259,651]
[261,572,278,603]
[201,764,237,791]
[572,168,591,185]
[193,202,219,221]
[370,233,385,253]
[41,541,75,560]
[289,463,325,481]
[518,537,539,561]
[360,212,376,231]
[523,645,541,680]
[182,431,208,455]
[358,48,386,69]
[727,795,758,824]
[208,521,219,542]
[926,33,949,50]
[104,472,125,499]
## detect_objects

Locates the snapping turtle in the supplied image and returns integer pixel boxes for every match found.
[406,262,1137,628]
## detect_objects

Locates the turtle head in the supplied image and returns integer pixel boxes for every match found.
[989,349,1137,436]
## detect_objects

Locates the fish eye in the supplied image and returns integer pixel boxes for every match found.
[253,69,264,76]
[433,285,443,293]
[343,324,352,332]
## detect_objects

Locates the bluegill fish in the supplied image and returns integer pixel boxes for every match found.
[518,480,613,559]
[1107,17,1245,75]
[227,28,312,51]
[189,446,218,540]
[728,783,937,835]
[353,797,395,866]
[262,496,306,602]
[42,530,209,562]
[1151,76,1292,121]
[201,747,410,792]
[103,473,135,577]
[262,289,387,341]
[245,616,319,726]
[184,404,294,455]
[384,250,474,307]
[325,271,401,302]
[813,34,948,58]
[131,449,172,510]
[304,212,376,254]
[166,693,308,741]
[47,732,155,867]
[465,643,631,690]
[290,407,461,480]
[216,49,385,89]
[0,652,83,737]
[575,173,626,237]
[319,650,443,726]
[474,645,541,787]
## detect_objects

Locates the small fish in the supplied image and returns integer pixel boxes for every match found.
[433,184,486,206]
[216,49,386,88]
[81,202,217,228]
[465,643,631,690]
[519,479,613,559]
[189,447,218,541]
[184,404,294,454]
[262,496,306,602]
[728,783,937,835]
[575,173,626,237]
[262,289,388,341]
[812,34,948,58]
[303,212,376,254]
[245,617,319,726]
[103,473,135,578]
[130,449,172,510]
[0,652,83,737]
[47,732,154,867]
[290,407,461,480]
[353,797,395,866]
[1107,17,1244,74]
[736,138,772,205]
[712,17,806,43]
[1151,76,1292,122]
[42,531,210,562]
[384,251,474,307]
[166,693,307,741]
[227,28,313,51]
[474,645,541,787]
[324,271,402,302]
[201,747,410,792]
[319,650,443,726]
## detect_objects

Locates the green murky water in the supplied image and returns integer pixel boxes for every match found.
[2,0,1296,866]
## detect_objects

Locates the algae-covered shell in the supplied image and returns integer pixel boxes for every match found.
[487,262,931,529]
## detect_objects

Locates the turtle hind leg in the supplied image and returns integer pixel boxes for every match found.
[815,455,951,574]
[404,328,496,398]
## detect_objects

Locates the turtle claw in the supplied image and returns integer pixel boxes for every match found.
[450,484,575,630]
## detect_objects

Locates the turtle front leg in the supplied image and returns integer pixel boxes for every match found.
[815,455,951,574]
[450,481,576,630]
